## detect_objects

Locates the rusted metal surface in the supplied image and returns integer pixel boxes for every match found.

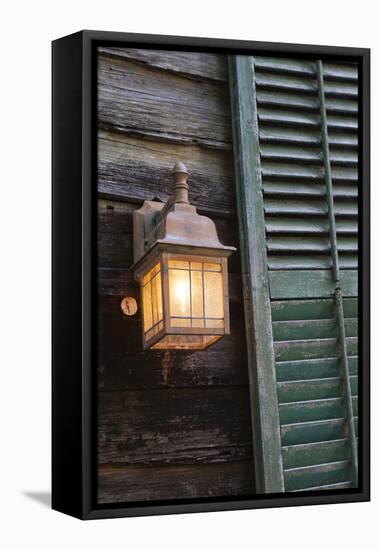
[133,162,236,269]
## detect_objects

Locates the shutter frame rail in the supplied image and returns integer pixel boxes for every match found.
[228,55,285,494]
[317,60,358,486]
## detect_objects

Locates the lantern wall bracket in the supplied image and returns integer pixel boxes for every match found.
[132,161,236,275]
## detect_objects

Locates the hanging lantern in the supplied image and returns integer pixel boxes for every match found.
[132,162,236,350]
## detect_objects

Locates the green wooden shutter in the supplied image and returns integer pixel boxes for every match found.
[229,55,358,492]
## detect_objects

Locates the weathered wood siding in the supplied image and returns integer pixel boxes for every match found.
[97,48,254,503]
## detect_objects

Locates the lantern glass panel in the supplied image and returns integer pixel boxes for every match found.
[167,259,224,330]
[141,262,163,341]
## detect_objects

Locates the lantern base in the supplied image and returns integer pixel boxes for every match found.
[151,333,222,350]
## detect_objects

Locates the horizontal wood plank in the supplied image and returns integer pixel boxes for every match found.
[261,161,357,182]
[257,90,357,115]
[273,317,357,341]
[98,132,237,216]
[98,387,253,465]
[271,297,358,321]
[279,396,358,424]
[263,181,358,199]
[267,255,357,270]
[98,47,228,82]
[281,418,346,446]
[274,337,357,362]
[264,198,357,217]
[259,109,357,131]
[269,270,358,299]
[284,459,351,491]
[265,216,357,236]
[276,356,358,382]
[98,55,232,149]
[255,71,319,94]
[254,58,356,82]
[255,70,357,97]
[323,63,358,82]
[260,125,357,148]
[291,480,353,491]
[282,438,350,469]
[277,377,342,402]
[97,460,254,503]
[254,57,316,77]
[260,143,357,165]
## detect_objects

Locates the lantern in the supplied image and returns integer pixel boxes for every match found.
[132,162,236,350]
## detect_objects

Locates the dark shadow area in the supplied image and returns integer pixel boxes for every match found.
[22,491,51,508]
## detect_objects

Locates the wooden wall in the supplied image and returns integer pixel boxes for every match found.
[97,47,254,503]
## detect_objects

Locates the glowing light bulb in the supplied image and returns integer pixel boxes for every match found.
[173,279,189,315]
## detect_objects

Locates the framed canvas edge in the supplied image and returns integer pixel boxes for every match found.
[53,30,370,520]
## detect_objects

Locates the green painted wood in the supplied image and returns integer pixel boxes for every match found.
[254,57,357,81]
[267,236,358,254]
[317,60,358,485]
[269,270,358,299]
[278,377,342,403]
[274,337,357,362]
[271,298,358,322]
[276,356,358,382]
[263,181,358,200]
[281,418,345,446]
[260,144,358,165]
[268,236,358,254]
[255,71,357,97]
[282,439,350,469]
[324,80,358,98]
[273,317,357,341]
[260,125,358,148]
[279,396,358,424]
[257,91,357,115]
[231,55,359,492]
[323,62,358,81]
[259,108,320,128]
[265,217,357,236]
[291,480,353,491]
[254,57,316,77]
[350,375,358,396]
[258,109,357,131]
[268,255,357,271]
[264,198,357,217]
[278,377,357,404]
[284,459,351,491]
[228,55,284,493]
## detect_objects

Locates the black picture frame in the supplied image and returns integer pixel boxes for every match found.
[52,30,370,520]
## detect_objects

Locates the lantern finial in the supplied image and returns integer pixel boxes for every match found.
[172,160,188,175]
[172,160,189,204]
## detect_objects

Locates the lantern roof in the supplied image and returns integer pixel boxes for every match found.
[132,162,236,272]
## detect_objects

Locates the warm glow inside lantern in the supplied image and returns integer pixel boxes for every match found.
[132,162,236,350]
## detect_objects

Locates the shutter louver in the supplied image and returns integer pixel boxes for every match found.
[229,55,358,492]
